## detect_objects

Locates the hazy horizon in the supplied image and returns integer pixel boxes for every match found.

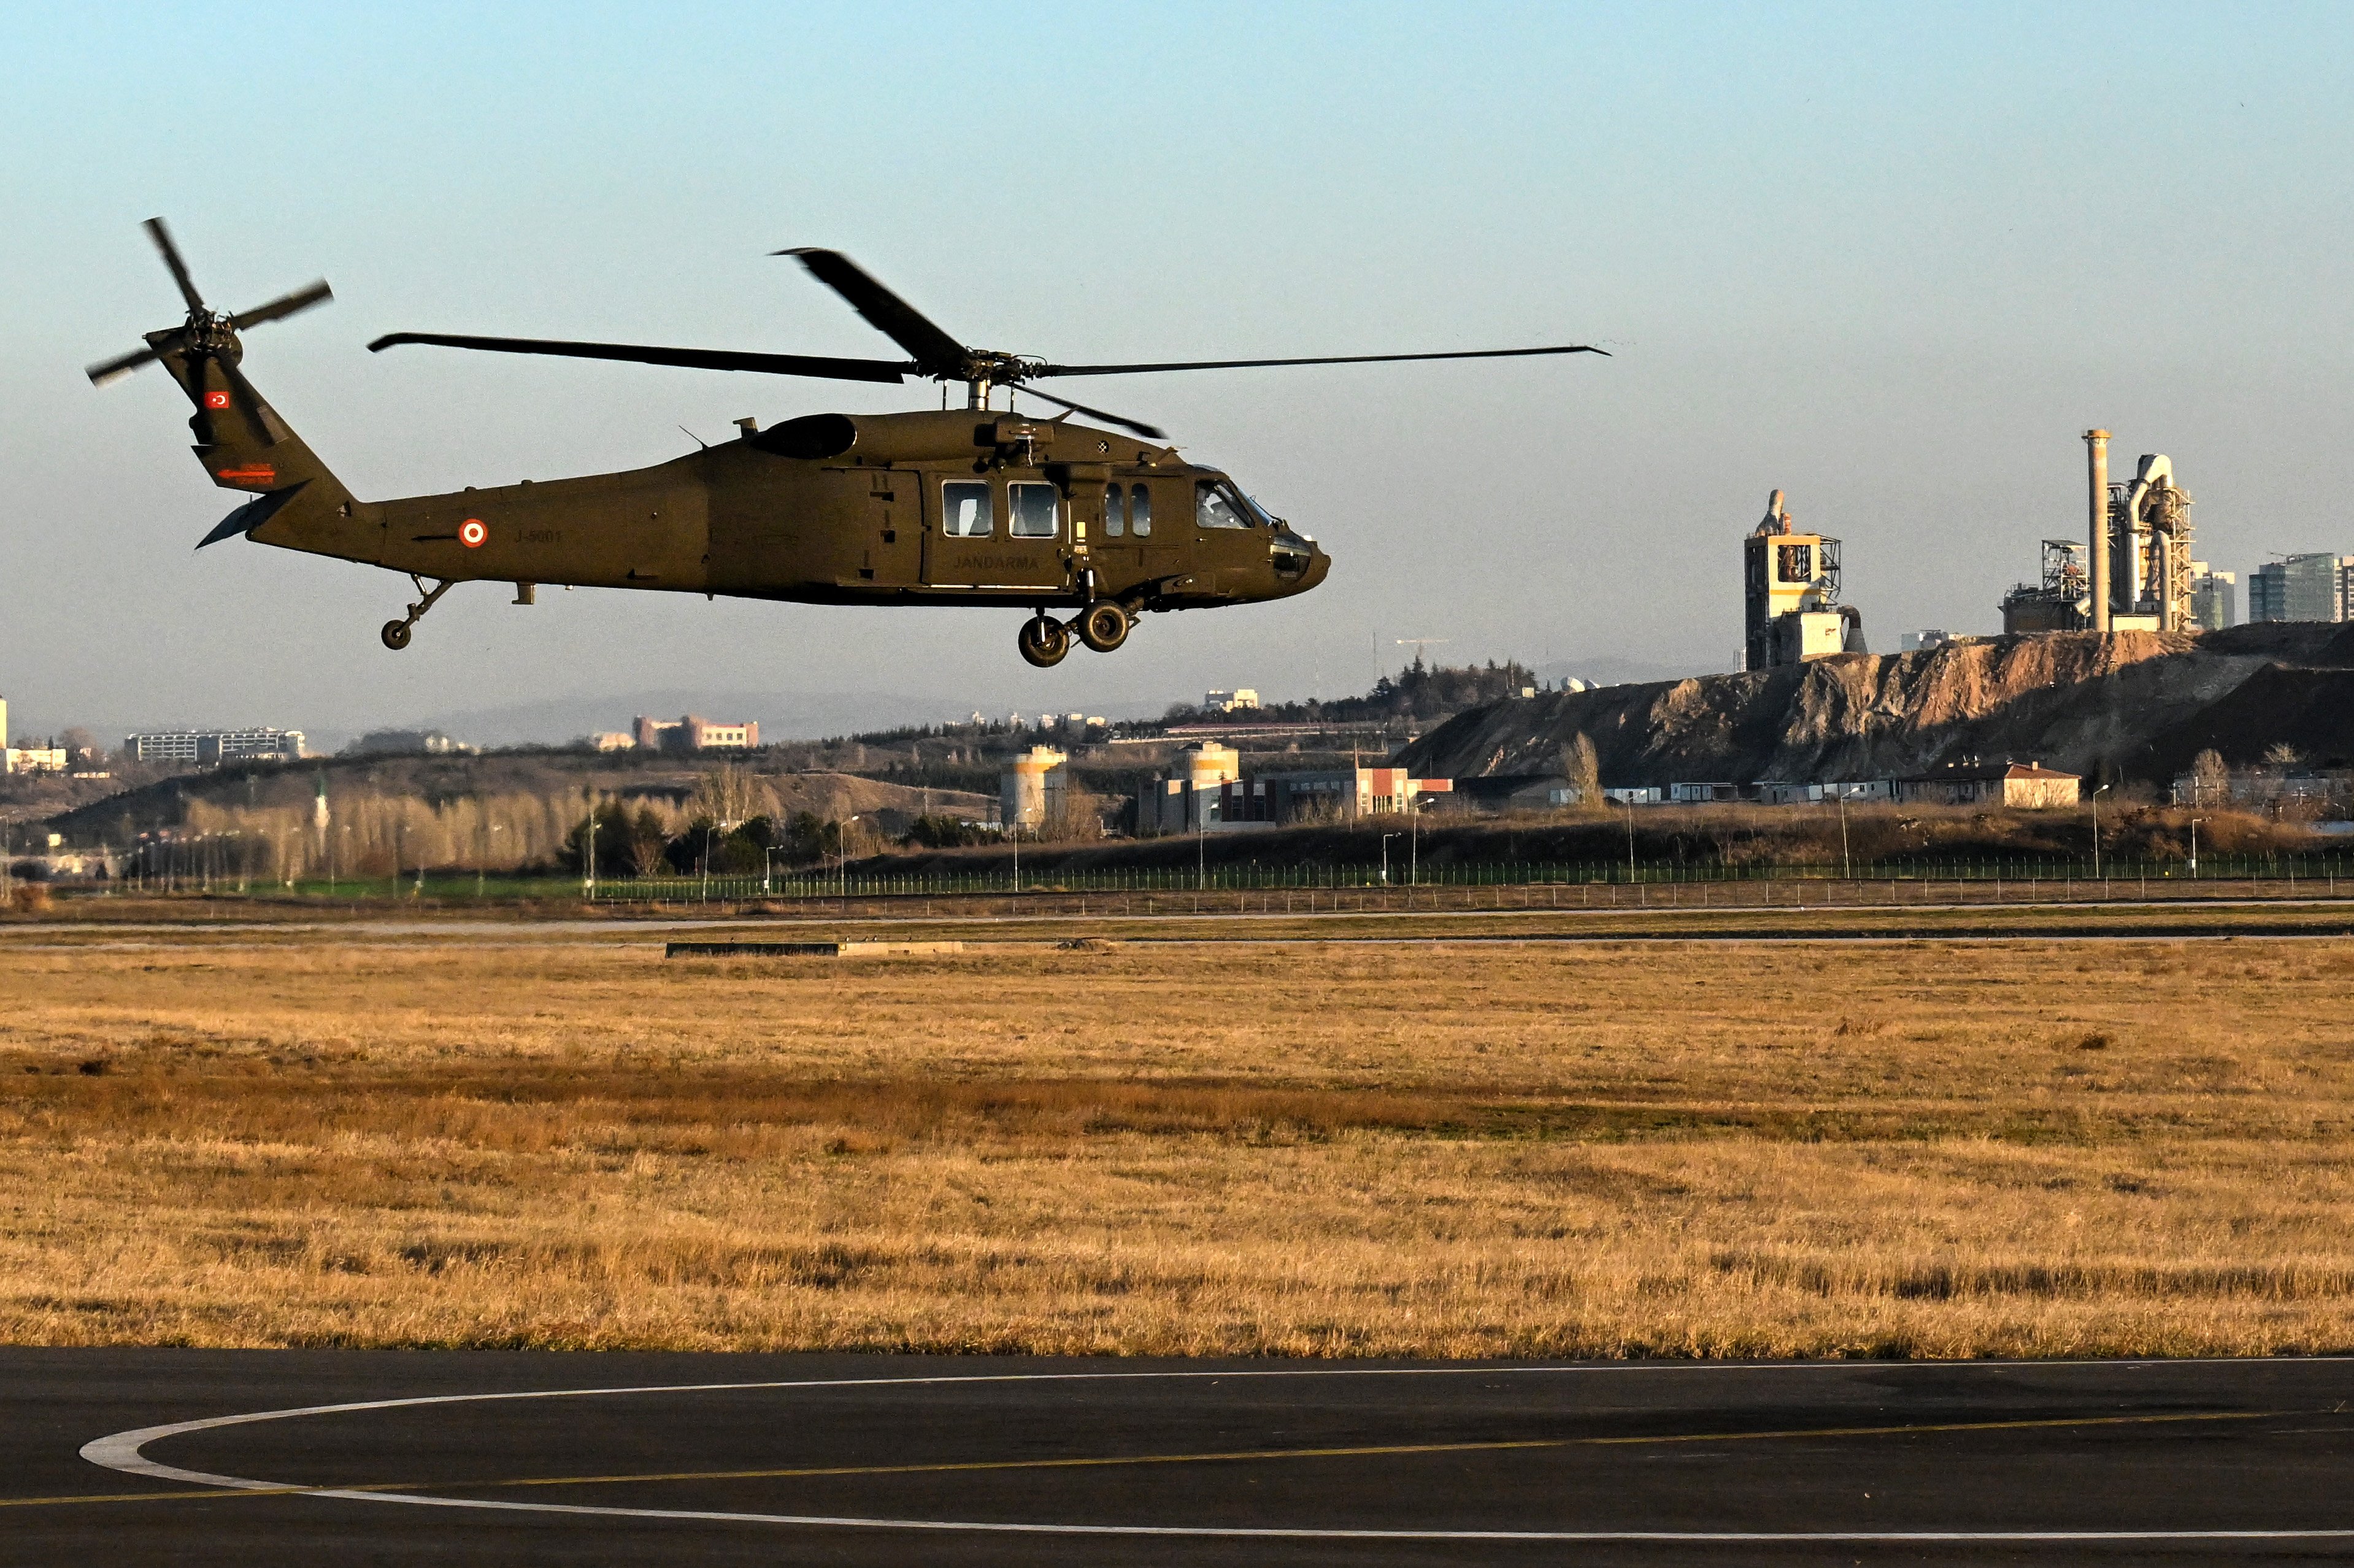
[9,4,2352,745]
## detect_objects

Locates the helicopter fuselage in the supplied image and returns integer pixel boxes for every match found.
[340,409,1328,613]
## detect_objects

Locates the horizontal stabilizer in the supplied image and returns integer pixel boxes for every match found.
[198,482,306,549]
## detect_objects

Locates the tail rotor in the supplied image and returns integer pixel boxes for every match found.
[85,217,332,388]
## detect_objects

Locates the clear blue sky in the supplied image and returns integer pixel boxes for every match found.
[5,2,2351,740]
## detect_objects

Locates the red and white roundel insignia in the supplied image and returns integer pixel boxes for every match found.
[460,519,488,548]
[203,390,232,409]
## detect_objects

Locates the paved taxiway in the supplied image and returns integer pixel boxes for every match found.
[4,1351,2350,1565]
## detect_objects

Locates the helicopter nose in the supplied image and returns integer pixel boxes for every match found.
[1301,545,1330,591]
[1280,537,1329,594]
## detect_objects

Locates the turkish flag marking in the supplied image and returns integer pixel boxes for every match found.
[204,390,232,409]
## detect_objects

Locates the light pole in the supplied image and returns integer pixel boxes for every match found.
[584,805,599,901]
[2188,817,2203,878]
[1620,795,1637,883]
[477,821,503,899]
[1380,832,1399,885]
[1409,796,1420,886]
[838,815,861,897]
[2091,782,2112,880]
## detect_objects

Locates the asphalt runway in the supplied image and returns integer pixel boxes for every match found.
[5,1353,2352,1565]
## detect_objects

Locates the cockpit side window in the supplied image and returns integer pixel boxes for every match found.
[1196,479,1252,529]
[1104,482,1125,538]
[942,480,991,538]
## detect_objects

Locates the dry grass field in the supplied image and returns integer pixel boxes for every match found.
[2,911,2352,1358]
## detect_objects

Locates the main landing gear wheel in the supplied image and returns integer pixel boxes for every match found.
[1017,613,1071,668]
[380,620,413,651]
[1077,600,1131,653]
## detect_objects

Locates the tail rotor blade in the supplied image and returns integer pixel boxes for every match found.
[1017,385,1166,442]
[86,344,165,386]
[144,217,207,315]
[234,279,333,330]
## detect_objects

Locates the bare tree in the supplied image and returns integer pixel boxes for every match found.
[2190,748,2230,805]
[688,763,771,829]
[2263,742,2303,771]
[1040,789,1107,843]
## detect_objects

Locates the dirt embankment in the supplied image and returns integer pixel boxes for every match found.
[1402,626,2354,786]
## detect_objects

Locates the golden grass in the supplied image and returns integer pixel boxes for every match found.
[2,923,2353,1356]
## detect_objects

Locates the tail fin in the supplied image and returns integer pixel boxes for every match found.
[155,336,372,555]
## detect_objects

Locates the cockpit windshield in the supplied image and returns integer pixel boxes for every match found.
[1196,479,1255,529]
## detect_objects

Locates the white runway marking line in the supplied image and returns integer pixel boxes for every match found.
[77,1361,2354,1543]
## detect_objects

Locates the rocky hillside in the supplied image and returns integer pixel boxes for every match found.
[1400,625,2354,786]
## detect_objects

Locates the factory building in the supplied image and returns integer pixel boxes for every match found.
[2000,436,2199,634]
[1136,745,1452,834]
[1000,745,1069,829]
[1136,743,1243,834]
[127,728,305,764]
[2081,432,2197,633]
[2246,554,2354,624]
[1743,491,1864,669]
[2000,540,2093,633]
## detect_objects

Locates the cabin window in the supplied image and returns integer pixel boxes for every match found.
[1131,483,1152,537]
[942,480,991,537]
[1196,479,1251,529]
[1104,482,1125,538]
[1009,481,1060,539]
[1777,542,1814,582]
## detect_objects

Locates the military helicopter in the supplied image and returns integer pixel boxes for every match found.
[90,220,1606,666]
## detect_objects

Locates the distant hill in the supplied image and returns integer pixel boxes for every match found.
[1400,625,2354,787]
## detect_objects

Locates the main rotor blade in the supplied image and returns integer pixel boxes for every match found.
[86,342,165,386]
[1016,386,1166,442]
[234,279,333,329]
[144,217,206,315]
[775,248,970,377]
[1033,344,1610,378]
[367,332,913,385]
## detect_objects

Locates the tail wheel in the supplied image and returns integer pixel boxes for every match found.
[380,620,413,651]
[1077,600,1132,653]
[1017,613,1070,668]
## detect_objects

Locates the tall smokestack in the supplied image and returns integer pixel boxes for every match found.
[2085,429,2111,633]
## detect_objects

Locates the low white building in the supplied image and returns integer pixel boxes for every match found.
[126,728,306,764]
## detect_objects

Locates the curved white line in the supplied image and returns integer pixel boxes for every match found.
[79,1361,2354,1543]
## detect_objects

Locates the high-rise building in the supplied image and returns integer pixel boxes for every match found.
[2188,563,2237,632]
[2247,555,2353,623]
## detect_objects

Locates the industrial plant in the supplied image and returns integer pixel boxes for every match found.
[2000,432,2201,634]
[1742,490,1866,669]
